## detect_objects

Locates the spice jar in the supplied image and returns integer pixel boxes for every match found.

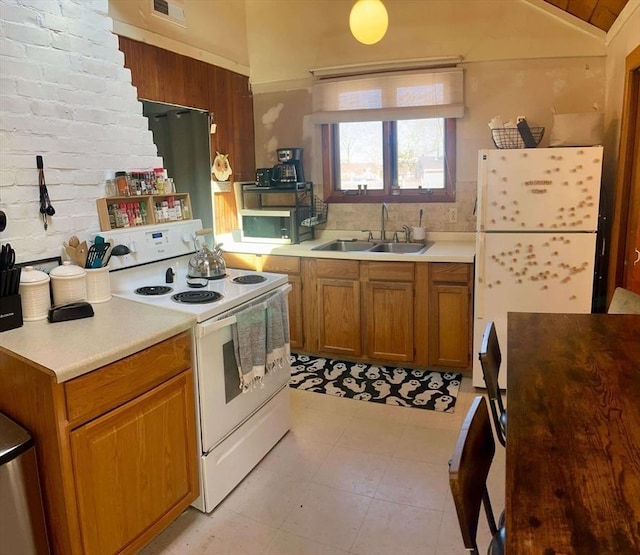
[50,261,87,306]
[115,171,129,196]
[19,266,51,321]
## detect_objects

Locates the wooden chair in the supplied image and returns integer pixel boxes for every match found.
[449,396,505,555]
[479,321,507,447]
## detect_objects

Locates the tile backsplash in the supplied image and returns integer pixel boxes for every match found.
[322,181,476,234]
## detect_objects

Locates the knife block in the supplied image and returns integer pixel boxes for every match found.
[0,294,24,332]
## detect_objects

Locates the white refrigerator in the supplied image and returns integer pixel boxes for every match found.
[473,146,604,388]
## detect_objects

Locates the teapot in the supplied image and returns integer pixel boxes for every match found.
[188,230,226,279]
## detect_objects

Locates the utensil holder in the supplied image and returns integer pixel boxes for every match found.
[85,266,111,303]
[412,226,426,241]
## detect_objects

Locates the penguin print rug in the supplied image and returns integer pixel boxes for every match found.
[289,354,461,412]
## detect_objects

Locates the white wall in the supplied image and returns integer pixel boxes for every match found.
[0,0,162,262]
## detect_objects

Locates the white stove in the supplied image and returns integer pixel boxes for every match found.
[103,220,288,322]
[99,220,292,513]
[109,256,288,323]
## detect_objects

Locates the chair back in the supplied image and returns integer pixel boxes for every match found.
[449,396,498,554]
[479,321,507,447]
[479,321,502,401]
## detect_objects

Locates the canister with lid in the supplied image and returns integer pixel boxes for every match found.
[19,266,51,321]
[49,261,87,306]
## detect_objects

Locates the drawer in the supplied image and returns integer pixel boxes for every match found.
[362,261,414,282]
[222,252,258,270]
[261,255,300,274]
[316,259,359,280]
[65,332,192,425]
[430,263,471,284]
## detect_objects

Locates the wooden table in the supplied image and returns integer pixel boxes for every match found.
[506,313,640,555]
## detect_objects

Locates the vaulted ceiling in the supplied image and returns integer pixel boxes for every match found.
[543,0,630,31]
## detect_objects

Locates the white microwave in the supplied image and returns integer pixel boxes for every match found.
[240,209,301,244]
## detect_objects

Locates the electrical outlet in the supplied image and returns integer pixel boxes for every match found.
[448,207,457,223]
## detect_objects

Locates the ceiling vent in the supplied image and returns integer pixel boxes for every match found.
[151,0,186,26]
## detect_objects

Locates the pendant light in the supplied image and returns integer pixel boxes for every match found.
[349,0,388,45]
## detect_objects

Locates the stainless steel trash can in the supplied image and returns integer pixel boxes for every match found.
[0,413,50,555]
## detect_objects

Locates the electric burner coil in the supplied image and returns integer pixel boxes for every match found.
[172,291,223,304]
[135,286,173,296]
[233,274,267,285]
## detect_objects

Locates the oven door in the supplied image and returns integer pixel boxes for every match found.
[194,286,291,454]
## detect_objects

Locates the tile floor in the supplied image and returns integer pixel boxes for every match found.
[140,378,505,555]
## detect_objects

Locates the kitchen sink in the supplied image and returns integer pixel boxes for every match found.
[312,239,434,254]
[312,240,376,252]
[369,241,434,254]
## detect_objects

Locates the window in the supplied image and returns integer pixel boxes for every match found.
[312,66,463,203]
[322,118,456,203]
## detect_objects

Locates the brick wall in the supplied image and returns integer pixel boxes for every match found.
[0,0,162,262]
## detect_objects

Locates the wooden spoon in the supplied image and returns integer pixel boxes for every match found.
[76,241,88,267]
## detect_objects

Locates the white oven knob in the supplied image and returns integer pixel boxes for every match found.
[127,241,137,253]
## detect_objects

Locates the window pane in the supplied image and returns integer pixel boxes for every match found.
[397,118,445,189]
[337,121,383,191]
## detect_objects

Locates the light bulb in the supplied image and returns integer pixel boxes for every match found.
[349,0,388,45]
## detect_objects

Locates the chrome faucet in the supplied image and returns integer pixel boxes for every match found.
[381,202,388,240]
[402,225,411,243]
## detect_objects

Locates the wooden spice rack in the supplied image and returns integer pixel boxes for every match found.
[96,193,192,231]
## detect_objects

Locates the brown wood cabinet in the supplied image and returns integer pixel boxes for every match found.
[313,259,362,357]
[302,258,431,365]
[0,332,198,555]
[221,251,471,370]
[361,262,415,362]
[428,263,473,368]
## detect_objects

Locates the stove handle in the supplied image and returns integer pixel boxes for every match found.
[195,284,292,340]
[196,315,237,338]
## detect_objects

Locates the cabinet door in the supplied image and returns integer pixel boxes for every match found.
[262,256,303,350]
[287,273,304,350]
[317,277,361,357]
[429,283,471,368]
[70,371,198,555]
[364,280,414,362]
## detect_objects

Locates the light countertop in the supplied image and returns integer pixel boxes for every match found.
[219,230,476,263]
[0,296,195,383]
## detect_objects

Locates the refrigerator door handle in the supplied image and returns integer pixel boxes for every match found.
[476,233,485,318]
[477,152,489,232]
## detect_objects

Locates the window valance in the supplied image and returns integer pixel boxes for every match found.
[311,67,464,124]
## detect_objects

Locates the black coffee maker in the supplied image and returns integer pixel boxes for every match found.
[271,148,304,187]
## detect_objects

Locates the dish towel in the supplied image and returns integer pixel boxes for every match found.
[232,289,290,391]
[266,289,291,372]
